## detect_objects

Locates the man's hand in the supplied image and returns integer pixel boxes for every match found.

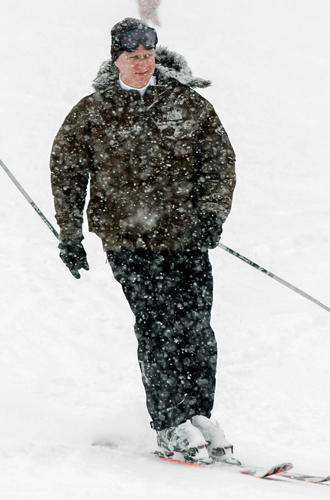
[193,212,223,250]
[58,239,89,279]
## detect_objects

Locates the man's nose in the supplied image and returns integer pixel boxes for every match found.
[137,56,148,64]
[136,58,148,70]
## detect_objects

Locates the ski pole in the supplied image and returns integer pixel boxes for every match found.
[218,242,330,314]
[0,157,59,240]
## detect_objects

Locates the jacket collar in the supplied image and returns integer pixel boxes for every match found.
[92,46,211,95]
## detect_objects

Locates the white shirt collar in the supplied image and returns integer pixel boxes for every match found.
[119,75,156,96]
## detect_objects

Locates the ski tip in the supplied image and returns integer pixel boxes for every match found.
[317,475,330,484]
[262,462,294,477]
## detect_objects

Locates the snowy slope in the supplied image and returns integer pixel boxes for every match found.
[1,1,330,498]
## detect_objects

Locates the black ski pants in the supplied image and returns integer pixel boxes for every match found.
[107,247,217,431]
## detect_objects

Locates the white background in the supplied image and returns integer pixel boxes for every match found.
[1,1,330,498]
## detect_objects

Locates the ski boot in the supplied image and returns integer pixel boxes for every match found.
[191,415,241,465]
[156,420,212,464]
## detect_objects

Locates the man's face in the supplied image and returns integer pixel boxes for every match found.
[115,44,156,89]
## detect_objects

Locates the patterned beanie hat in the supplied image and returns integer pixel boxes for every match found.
[111,17,155,62]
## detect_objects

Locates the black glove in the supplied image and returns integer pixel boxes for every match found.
[193,212,223,250]
[58,239,89,279]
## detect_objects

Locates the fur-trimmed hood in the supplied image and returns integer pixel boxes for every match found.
[93,46,211,93]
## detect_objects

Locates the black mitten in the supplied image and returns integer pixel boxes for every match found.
[194,213,223,249]
[58,239,89,279]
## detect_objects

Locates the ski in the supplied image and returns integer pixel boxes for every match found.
[277,470,330,485]
[154,454,330,485]
[94,442,330,486]
[93,441,292,479]
[153,451,293,479]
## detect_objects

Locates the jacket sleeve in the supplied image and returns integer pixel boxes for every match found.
[50,99,91,241]
[195,102,236,224]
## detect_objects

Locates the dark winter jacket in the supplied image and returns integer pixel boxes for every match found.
[50,47,236,251]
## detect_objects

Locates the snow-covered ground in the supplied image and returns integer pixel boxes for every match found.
[1,1,330,498]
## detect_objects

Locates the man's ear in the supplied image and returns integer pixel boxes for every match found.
[114,60,118,68]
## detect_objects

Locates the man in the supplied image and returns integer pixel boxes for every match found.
[50,18,236,464]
